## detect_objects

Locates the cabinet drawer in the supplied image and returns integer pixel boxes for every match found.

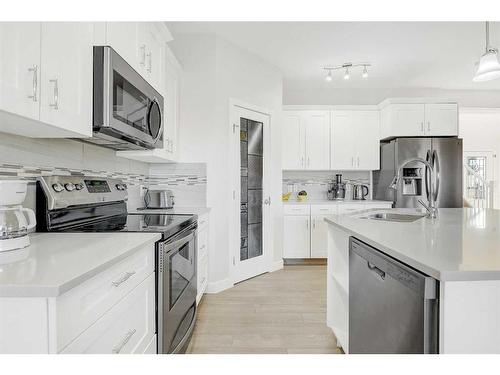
[61,273,156,354]
[197,213,209,231]
[337,203,365,215]
[56,244,155,351]
[283,205,310,215]
[311,205,337,215]
[197,227,208,261]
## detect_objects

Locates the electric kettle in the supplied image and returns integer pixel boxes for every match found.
[0,180,37,252]
[353,184,369,200]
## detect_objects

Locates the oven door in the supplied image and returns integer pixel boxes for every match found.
[157,226,197,354]
[93,46,164,150]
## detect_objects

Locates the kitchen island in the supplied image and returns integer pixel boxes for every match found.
[326,208,500,354]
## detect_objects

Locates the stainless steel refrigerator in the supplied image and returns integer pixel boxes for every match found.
[373,138,463,208]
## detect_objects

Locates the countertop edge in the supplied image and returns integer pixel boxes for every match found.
[0,233,162,298]
[325,216,500,282]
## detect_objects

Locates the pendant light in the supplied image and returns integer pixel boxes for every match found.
[473,21,500,82]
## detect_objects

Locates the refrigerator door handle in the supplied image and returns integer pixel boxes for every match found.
[425,150,431,201]
[432,150,440,201]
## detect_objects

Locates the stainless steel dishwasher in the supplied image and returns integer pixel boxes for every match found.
[349,237,439,353]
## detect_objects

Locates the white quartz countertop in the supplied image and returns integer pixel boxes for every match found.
[130,206,211,216]
[325,208,500,281]
[283,199,392,205]
[0,232,161,297]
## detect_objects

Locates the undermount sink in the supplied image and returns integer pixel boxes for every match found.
[358,212,426,223]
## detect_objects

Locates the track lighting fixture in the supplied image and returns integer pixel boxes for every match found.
[323,62,371,82]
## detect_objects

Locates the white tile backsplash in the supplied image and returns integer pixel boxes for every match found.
[283,170,371,200]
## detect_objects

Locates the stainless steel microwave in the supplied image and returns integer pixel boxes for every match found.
[88,46,164,150]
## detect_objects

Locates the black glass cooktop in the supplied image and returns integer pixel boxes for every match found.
[58,213,196,240]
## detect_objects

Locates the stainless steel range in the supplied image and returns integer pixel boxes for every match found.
[36,175,197,354]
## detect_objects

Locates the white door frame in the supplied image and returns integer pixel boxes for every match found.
[229,98,273,284]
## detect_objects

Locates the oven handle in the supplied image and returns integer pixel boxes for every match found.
[163,230,196,253]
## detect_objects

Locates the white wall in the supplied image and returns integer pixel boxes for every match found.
[459,108,500,209]
[170,34,283,289]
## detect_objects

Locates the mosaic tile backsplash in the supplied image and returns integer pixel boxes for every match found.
[283,170,371,200]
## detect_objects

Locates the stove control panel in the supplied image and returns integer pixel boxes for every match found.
[39,176,128,210]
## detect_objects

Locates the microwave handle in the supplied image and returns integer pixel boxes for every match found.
[149,98,164,145]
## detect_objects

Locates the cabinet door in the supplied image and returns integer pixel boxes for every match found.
[282,111,306,170]
[40,23,93,137]
[0,22,41,120]
[106,22,140,71]
[355,111,380,170]
[390,104,425,136]
[424,103,458,136]
[311,215,329,258]
[139,23,163,93]
[331,111,357,170]
[163,48,181,159]
[283,215,310,258]
[304,111,330,170]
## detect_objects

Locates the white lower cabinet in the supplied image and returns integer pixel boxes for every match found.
[196,213,209,304]
[283,202,392,260]
[311,215,329,258]
[0,242,156,354]
[61,274,156,354]
[283,215,311,258]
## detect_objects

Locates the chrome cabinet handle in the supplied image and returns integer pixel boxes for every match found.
[351,157,354,166]
[28,65,38,102]
[313,218,316,229]
[307,157,310,167]
[357,157,360,167]
[421,122,424,132]
[49,79,58,110]
[139,44,146,66]
[301,156,304,168]
[111,271,136,287]
[427,122,431,132]
[306,219,309,229]
[112,329,137,354]
[147,52,152,73]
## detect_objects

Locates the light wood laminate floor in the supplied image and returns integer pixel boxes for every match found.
[187,265,341,354]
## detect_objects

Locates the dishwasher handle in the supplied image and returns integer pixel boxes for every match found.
[367,261,386,280]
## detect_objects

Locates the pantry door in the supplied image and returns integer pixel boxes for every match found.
[230,101,272,284]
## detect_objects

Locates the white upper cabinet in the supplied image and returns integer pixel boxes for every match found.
[282,112,305,170]
[380,100,458,139]
[282,110,329,170]
[39,23,93,137]
[305,111,330,170]
[424,103,458,136]
[105,22,140,72]
[331,110,380,170]
[0,22,92,138]
[137,23,164,93]
[0,23,41,121]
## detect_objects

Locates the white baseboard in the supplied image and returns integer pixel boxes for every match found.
[268,259,284,273]
[206,278,233,294]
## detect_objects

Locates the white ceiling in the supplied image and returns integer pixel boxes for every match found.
[167,22,500,91]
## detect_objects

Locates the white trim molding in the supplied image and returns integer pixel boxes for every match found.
[268,260,284,273]
[206,278,233,294]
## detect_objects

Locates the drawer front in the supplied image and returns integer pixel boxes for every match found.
[197,226,208,261]
[283,204,310,216]
[197,213,209,231]
[57,244,155,351]
[61,273,156,354]
[337,203,365,215]
[311,205,337,215]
